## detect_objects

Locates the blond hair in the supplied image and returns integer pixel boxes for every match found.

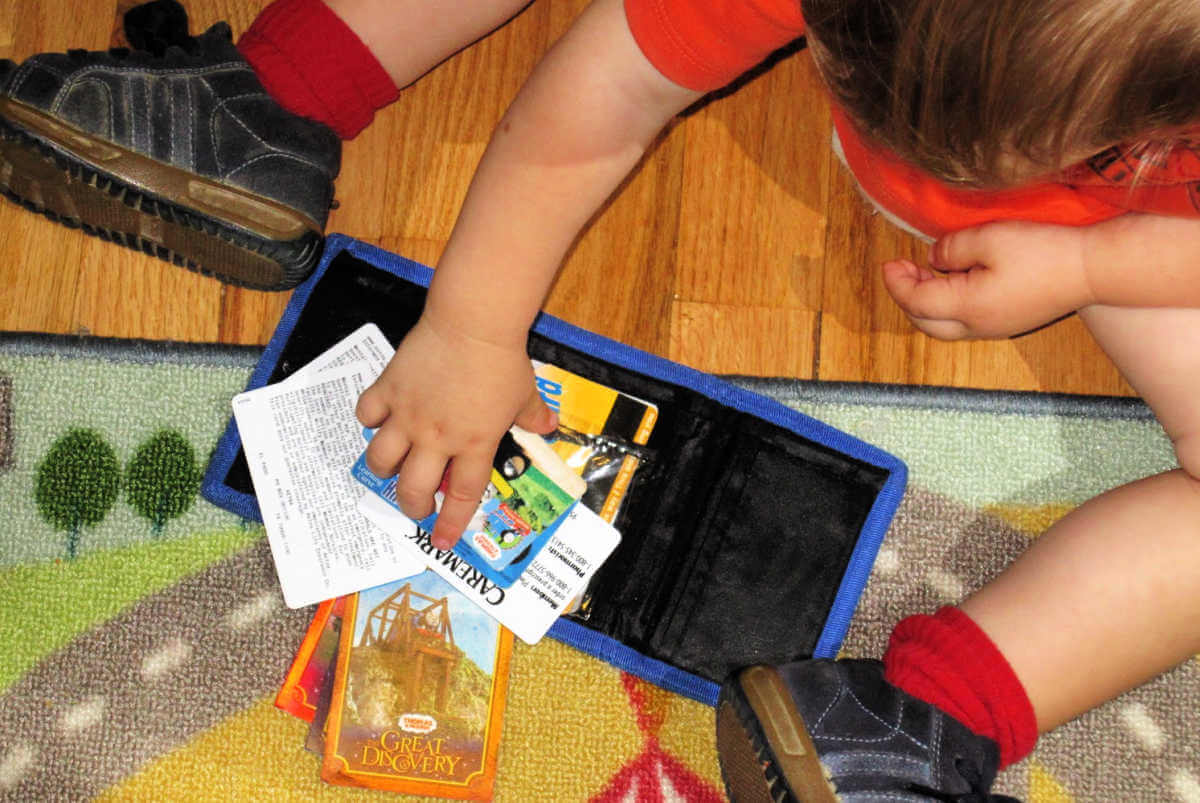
[802,0,1200,186]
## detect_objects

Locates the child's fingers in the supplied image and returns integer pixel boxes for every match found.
[514,386,558,435]
[429,454,494,551]
[931,226,996,271]
[882,260,971,340]
[393,446,450,524]
[888,259,941,287]
[363,425,410,478]
[882,259,959,316]
[355,383,390,427]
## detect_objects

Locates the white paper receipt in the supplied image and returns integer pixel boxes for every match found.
[232,324,424,607]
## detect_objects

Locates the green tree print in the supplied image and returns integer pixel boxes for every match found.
[35,428,121,559]
[125,429,201,535]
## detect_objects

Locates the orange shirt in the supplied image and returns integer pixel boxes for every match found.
[624,0,1200,238]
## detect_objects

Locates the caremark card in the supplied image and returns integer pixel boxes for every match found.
[357,493,620,644]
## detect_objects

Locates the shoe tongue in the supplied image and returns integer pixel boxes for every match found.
[124,0,201,57]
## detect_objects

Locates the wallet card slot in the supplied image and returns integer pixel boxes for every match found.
[644,433,754,653]
[526,329,740,642]
[580,411,739,646]
[642,422,889,681]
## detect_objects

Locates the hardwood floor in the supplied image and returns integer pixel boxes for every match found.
[0,0,1134,397]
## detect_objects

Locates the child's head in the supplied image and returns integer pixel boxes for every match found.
[802,0,1200,187]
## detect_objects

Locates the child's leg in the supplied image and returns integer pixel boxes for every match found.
[959,303,1200,732]
[239,0,531,137]
[324,0,534,89]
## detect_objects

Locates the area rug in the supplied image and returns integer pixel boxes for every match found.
[0,332,1195,802]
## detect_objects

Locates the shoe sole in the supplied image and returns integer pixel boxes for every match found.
[717,666,840,803]
[0,96,324,291]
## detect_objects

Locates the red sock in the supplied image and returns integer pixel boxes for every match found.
[882,606,1038,768]
[237,0,399,139]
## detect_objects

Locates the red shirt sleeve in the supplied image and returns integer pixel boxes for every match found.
[625,0,805,92]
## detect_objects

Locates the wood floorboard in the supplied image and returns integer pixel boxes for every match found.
[0,0,1135,399]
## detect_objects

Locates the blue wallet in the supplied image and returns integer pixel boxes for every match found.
[202,234,907,706]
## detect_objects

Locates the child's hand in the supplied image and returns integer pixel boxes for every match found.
[355,316,557,550]
[881,221,1095,340]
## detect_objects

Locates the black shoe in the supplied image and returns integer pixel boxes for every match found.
[0,0,341,290]
[716,659,1021,802]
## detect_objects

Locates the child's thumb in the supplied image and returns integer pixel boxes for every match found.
[515,388,558,435]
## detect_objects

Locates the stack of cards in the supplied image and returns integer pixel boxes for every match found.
[232,323,635,643]
[233,323,657,797]
[276,577,513,799]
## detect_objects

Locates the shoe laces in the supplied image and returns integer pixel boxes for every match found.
[903,757,1022,802]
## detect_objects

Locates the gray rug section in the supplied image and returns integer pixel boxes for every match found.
[0,540,312,802]
[838,486,1028,657]
[0,375,12,473]
[0,332,263,369]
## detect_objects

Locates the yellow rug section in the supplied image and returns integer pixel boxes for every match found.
[643,683,721,789]
[1029,761,1075,803]
[982,503,1076,537]
[500,640,656,800]
[95,698,346,802]
[98,638,720,801]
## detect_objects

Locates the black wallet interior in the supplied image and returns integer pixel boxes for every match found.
[220,251,892,683]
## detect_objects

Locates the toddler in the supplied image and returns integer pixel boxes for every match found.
[2,0,1198,798]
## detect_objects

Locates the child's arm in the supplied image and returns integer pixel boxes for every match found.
[356,0,703,549]
[1080,213,1200,307]
[881,214,1200,340]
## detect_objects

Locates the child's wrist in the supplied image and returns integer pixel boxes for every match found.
[1078,215,1155,308]
[418,300,531,354]
[1077,221,1110,307]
